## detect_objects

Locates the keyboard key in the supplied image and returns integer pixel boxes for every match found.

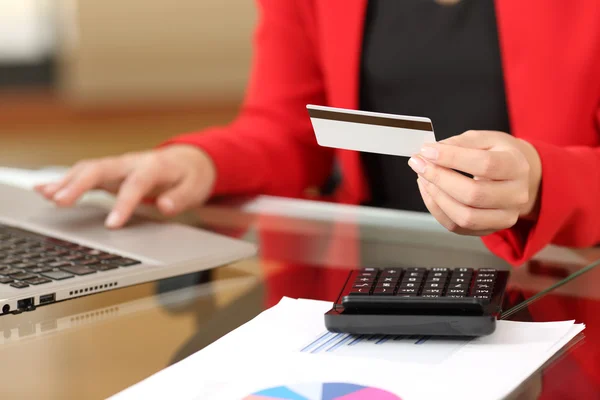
[478,268,497,273]
[452,272,472,279]
[0,277,13,284]
[60,265,96,276]
[373,287,393,295]
[11,272,37,280]
[402,276,422,283]
[28,267,53,274]
[379,276,398,283]
[355,277,374,283]
[110,258,141,267]
[399,282,418,288]
[47,261,73,268]
[25,277,52,285]
[406,267,426,273]
[360,267,377,272]
[429,272,448,278]
[476,273,496,279]
[10,281,29,289]
[476,278,495,284]
[91,264,119,272]
[13,262,38,269]
[0,268,20,276]
[77,259,100,266]
[457,268,473,273]
[375,282,395,289]
[41,270,75,280]
[422,294,440,298]
[431,268,449,272]
[352,282,373,289]
[422,288,442,295]
[405,271,424,278]
[98,253,119,260]
[357,272,375,278]
[64,254,85,261]
[449,277,469,284]
[424,282,443,289]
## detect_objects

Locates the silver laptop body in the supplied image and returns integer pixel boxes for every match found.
[0,183,256,314]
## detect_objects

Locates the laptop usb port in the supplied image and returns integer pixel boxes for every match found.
[39,294,56,305]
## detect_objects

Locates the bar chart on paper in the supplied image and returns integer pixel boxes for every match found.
[244,382,401,400]
[300,331,470,364]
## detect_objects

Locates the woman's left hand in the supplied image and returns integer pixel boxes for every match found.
[408,130,542,236]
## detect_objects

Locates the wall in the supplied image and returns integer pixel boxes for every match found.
[56,0,257,105]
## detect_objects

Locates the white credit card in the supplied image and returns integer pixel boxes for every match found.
[307,104,436,157]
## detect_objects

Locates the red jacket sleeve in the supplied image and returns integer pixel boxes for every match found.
[482,112,600,265]
[161,0,333,199]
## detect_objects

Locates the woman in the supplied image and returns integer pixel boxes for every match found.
[37,0,600,267]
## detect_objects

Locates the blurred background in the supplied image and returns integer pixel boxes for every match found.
[0,0,256,168]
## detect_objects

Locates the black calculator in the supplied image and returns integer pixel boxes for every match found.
[325,267,509,337]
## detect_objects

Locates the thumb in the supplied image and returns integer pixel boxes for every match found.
[156,177,210,216]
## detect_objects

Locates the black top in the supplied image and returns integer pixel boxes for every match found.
[360,0,510,212]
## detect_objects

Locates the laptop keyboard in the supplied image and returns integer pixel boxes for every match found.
[0,224,141,289]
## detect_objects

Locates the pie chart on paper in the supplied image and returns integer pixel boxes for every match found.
[243,382,401,400]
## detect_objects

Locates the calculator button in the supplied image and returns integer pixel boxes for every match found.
[447,282,468,290]
[349,288,370,295]
[429,272,448,278]
[381,269,402,276]
[399,282,418,288]
[352,283,373,289]
[405,267,426,273]
[357,272,375,278]
[397,287,418,295]
[360,268,377,272]
[447,289,467,296]
[373,287,393,295]
[423,282,443,289]
[474,283,493,290]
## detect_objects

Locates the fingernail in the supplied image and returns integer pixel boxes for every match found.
[54,189,69,201]
[420,146,438,160]
[160,198,175,213]
[105,211,121,228]
[408,157,426,174]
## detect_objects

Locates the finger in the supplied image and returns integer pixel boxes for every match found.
[418,144,523,180]
[105,162,175,228]
[409,156,529,209]
[53,159,131,207]
[417,177,460,233]
[156,175,209,216]
[36,167,81,199]
[420,178,519,232]
[439,130,496,149]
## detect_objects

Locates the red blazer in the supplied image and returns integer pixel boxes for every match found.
[165,0,600,266]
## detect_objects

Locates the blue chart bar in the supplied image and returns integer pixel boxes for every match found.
[326,334,354,352]
[415,336,430,345]
[302,331,433,354]
[300,331,333,353]
[348,335,365,346]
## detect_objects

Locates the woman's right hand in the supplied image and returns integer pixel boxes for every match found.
[34,145,217,229]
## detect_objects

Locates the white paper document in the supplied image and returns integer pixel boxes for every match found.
[111,297,585,400]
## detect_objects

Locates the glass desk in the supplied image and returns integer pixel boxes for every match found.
[0,195,598,399]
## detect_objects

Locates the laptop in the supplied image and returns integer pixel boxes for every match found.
[0,183,257,315]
